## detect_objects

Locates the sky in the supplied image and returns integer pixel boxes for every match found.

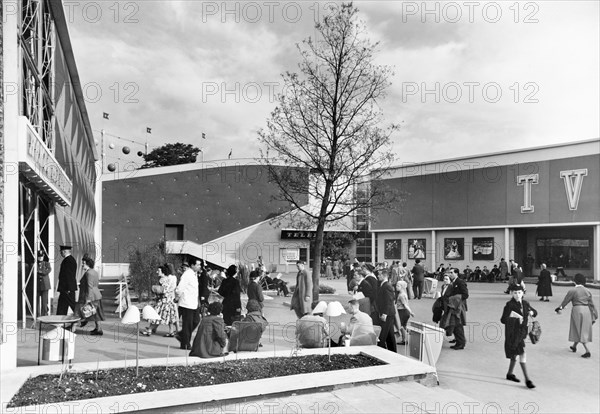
[66,1,600,172]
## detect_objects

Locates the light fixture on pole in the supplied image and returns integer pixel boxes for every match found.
[324,301,346,362]
[121,305,160,376]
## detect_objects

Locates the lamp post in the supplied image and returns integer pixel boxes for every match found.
[324,301,346,362]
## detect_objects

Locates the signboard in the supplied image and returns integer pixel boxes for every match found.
[280,248,300,264]
[18,117,72,206]
[280,230,356,239]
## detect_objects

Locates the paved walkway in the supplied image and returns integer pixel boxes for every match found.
[7,275,600,413]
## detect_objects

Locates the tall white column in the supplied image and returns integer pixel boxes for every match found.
[371,234,376,264]
[504,228,510,260]
[431,230,436,272]
[1,7,20,371]
[595,225,600,282]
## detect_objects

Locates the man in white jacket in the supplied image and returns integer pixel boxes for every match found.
[175,259,200,349]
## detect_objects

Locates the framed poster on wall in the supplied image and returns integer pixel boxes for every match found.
[384,239,402,260]
[444,238,464,260]
[408,239,426,260]
[472,238,494,260]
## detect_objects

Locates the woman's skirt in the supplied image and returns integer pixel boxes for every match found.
[154,298,179,325]
[397,308,411,327]
[569,305,593,343]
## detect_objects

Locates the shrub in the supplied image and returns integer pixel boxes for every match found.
[128,240,183,300]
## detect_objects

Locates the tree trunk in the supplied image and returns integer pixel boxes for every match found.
[312,218,327,302]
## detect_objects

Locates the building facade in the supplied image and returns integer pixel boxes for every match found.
[371,139,600,281]
[1,1,97,370]
[101,161,311,273]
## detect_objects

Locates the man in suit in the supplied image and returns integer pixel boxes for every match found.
[198,261,211,314]
[56,245,78,315]
[291,260,312,319]
[411,259,425,299]
[443,268,469,350]
[353,269,376,318]
[376,269,397,352]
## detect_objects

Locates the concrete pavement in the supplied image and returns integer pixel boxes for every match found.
[5,274,600,413]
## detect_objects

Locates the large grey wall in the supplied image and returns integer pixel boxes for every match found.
[373,154,600,230]
[102,164,308,263]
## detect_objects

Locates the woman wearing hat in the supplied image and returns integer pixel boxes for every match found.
[218,265,242,326]
[555,273,598,358]
[501,284,537,388]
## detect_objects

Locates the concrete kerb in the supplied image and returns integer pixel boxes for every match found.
[2,346,436,413]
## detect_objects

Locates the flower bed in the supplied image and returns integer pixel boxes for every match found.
[8,354,383,408]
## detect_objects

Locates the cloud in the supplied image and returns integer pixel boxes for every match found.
[67,1,598,170]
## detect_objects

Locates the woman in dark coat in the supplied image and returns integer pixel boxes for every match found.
[536,263,553,301]
[218,265,242,326]
[190,301,228,358]
[501,284,537,389]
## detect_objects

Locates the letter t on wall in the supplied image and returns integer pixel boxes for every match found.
[517,174,539,213]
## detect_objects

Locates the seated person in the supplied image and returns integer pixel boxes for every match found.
[296,301,329,348]
[242,299,269,333]
[463,266,472,281]
[341,299,377,346]
[272,273,289,296]
[190,301,228,358]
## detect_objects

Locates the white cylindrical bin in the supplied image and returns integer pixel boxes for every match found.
[41,327,76,361]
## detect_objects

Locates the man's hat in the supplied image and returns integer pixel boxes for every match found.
[59,245,72,251]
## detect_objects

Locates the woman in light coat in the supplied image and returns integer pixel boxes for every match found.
[555,273,598,358]
[78,256,105,335]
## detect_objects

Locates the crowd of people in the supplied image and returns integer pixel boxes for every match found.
[47,248,597,384]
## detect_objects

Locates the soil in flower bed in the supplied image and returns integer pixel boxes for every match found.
[9,354,384,407]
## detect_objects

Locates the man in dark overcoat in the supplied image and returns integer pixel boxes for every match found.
[56,245,78,315]
[443,268,469,350]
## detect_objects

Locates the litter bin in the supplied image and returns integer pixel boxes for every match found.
[407,320,444,367]
[42,327,76,362]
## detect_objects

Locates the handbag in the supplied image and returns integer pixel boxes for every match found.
[80,302,97,319]
[528,319,541,344]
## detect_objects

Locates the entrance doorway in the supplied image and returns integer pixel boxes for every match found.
[17,180,52,326]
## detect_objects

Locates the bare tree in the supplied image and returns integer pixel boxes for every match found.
[258,3,399,300]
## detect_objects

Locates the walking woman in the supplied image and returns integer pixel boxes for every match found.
[141,264,179,336]
[78,256,105,335]
[501,284,537,388]
[395,280,414,345]
[536,263,553,302]
[218,264,242,326]
[555,273,598,358]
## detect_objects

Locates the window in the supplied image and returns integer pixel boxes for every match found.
[165,224,184,241]
[536,238,591,269]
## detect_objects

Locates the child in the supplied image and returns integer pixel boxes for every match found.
[395,280,414,345]
[500,284,537,389]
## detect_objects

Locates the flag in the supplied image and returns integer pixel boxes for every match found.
[202,132,206,139]
[146,127,151,134]
[103,112,109,119]
[228,149,232,159]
